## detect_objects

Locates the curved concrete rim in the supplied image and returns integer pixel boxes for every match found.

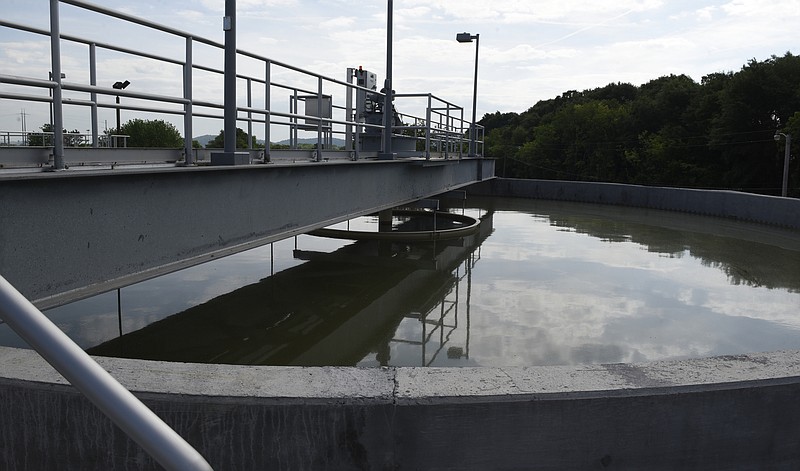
[3,345,800,403]
[4,346,800,468]
[3,179,800,469]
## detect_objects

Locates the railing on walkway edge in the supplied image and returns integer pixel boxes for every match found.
[0,274,214,470]
[0,0,484,170]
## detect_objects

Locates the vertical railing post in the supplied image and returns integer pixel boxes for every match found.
[459,107,465,159]
[264,60,271,162]
[49,0,65,169]
[247,77,253,149]
[290,91,298,149]
[223,0,236,155]
[446,103,452,159]
[316,76,323,161]
[89,43,98,148]
[425,94,432,160]
[183,36,194,165]
[345,68,354,155]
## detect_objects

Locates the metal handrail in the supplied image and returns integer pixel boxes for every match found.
[0,1,482,168]
[0,275,213,471]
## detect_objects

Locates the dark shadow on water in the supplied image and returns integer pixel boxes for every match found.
[88,212,494,366]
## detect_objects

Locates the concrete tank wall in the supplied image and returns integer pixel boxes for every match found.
[2,347,800,470]
[469,178,800,229]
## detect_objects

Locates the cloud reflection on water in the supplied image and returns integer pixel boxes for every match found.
[3,198,798,367]
[458,204,800,366]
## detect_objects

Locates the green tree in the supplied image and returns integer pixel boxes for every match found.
[476,53,800,195]
[206,128,264,149]
[709,54,800,192]
[113,119,184,147]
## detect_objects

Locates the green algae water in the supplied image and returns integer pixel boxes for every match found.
[2,197,799,367]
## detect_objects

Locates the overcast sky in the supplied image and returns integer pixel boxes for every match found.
[2,0,799,138]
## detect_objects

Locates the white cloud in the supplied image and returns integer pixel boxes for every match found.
[317,16,357,29]
[1,0,799,134]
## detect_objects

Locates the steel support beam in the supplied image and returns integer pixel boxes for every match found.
[0,158,494,308]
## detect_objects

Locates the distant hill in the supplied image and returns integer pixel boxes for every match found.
[193,134,217,147]
[193,135,345,148]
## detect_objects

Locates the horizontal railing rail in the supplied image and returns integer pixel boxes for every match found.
[0,0,483,170]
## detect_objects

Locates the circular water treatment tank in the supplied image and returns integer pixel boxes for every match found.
[3,183,800,470]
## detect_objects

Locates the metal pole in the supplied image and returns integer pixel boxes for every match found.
[223,0,237,154]
[49,0,65,169]
[264,60,271,161]
[115,96,121,133]
[184,36,194,165]
[316,76,323,161]
[247,77,253,149]
[469,34,479,157]
[782,134,791,197]
[0,275,212,471]
[345,68,354,153]
[89,43,98,148]
[380,0,394,159]
[48,72,53,145]
[425,94,432,159]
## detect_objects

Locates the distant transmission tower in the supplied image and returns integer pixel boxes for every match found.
[19,109,28,145]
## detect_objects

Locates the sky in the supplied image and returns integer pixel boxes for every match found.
[1,0,799,139]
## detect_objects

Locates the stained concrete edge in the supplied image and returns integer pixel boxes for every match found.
[3,345,800,403]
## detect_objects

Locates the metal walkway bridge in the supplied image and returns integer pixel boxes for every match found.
[0,1,492,468]
[0,0,494,309]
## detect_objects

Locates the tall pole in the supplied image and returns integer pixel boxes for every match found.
[115,96,121,133]
[183,36,194,164]
[380,0,394,159]
[49,0,65,169]
[469,34,479,157]
[782,134,791,197]
[89,44,98,148]
[223,0,237,154]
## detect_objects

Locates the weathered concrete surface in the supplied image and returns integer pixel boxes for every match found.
[469,178,800,229]
[0,158,494,309]
[2,346,800,470]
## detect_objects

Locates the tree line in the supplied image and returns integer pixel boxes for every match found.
[481,52,800,196]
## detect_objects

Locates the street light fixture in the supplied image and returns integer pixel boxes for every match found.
[457,32,480,157]
[774,131,792,197]
[112,80,130,137]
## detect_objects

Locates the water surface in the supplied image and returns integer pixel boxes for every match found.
[2,197,798,367]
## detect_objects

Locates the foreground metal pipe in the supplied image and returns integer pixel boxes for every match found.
[0,275,213,471]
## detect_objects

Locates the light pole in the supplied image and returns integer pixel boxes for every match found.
[379,0,395,160]
[774,131,792,197]
[457,32,480,157]
[112,80,130,137]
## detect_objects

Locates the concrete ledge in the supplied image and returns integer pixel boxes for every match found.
[470,178,800,229]
[3,346,800,469]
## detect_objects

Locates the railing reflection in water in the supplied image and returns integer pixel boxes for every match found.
[80,209,493,367]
